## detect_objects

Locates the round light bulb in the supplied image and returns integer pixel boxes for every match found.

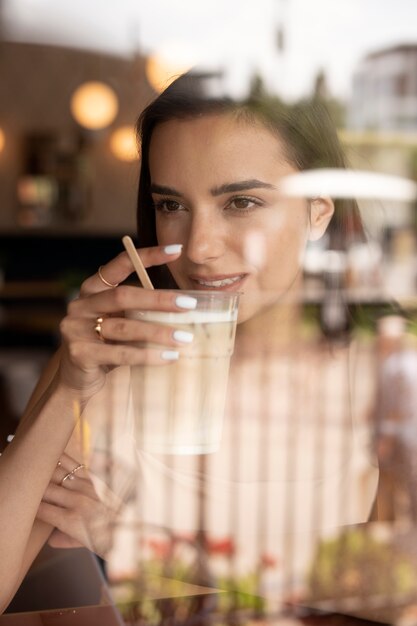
[110,126,139,162]
[70,81,118,130]
[0,128,5,153]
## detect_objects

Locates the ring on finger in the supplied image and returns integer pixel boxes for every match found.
[61,463,85,486]
[95,316,105,341]
[98,266,119,289]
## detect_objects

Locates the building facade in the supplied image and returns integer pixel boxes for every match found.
[349,44,417,131]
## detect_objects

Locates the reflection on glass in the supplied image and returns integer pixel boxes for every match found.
[3,5,417,624]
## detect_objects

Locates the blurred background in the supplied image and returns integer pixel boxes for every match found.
[1,1,417,623]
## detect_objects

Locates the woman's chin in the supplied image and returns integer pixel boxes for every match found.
[236,290,300,326]
[236,297,269,325]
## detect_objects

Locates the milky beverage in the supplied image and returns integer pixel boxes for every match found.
[130,301,238,454]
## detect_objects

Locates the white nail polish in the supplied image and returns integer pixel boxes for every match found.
[176,295,197,309]
[173,330,194,343]
[161,350,180,361]
[164,244,183,255]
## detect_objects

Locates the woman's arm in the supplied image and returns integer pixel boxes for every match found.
[0,368,83,612]
[0,243,185,613]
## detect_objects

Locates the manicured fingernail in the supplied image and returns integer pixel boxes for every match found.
[161,350,180,361]
[164,244,183,255]
[176,295,197,309]
[173,330,194,343]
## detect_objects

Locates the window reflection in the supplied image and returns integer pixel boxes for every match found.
[1,2,417,624]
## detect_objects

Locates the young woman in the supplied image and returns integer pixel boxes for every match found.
[1,73,377,613]
[126,74,378,605]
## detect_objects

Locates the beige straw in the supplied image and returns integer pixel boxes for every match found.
[122,235,154,290]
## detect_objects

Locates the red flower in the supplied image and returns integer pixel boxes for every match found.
[260,553,278,569]
[147,537,172,559]
[206,536,236,556]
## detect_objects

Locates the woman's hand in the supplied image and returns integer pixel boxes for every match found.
[57,244,193,399]
[36,453,122,557]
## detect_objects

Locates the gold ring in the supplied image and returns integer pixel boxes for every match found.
[98,266,119,289]
[95,316,104,341]
[61,463,85,486]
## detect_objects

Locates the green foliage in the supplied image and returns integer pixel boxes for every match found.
[308,527,417,601]
[216,571,266,613]
[113,557,266,624]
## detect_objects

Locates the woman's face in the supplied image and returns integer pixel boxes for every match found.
[149,113,325,323]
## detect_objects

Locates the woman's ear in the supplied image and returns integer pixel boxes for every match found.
[308,197,335,241]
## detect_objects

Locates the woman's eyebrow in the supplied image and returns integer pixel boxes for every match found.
[210,179,278,196]
[150,183,182,196]
[150,179,278,197]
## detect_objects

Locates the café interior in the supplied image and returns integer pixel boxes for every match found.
[1,2,417,625]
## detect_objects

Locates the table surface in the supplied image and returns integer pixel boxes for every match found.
[0,606,390,626]
[0,604,125,625]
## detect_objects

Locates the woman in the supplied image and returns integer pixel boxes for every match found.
[1,73,375,613]
[126,75,377,607]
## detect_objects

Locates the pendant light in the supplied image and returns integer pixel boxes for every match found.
[70,81,118,130]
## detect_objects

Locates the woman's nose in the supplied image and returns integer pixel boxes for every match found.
[185,213,225,265]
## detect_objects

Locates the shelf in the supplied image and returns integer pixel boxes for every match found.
[0,281,69,299]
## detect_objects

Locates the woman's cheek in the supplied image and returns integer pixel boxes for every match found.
[260,228,306,292]
[166,259,187,287]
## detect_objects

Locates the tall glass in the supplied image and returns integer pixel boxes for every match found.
[128,291,239,454]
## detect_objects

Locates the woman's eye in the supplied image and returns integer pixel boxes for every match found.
[154,199,183,213]
[227,196,260,212]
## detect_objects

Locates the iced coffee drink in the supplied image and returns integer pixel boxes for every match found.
[129,292,239,454]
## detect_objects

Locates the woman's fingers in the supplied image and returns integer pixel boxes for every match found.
[65,340,182,370]
[51,471,98,499]
[49,458,122,513]
[67,285,195,320]
[38,491,115,556]
[48,528,84,550]
[42,482,94,507]
[61,315,192,348]
[40,457,121,556]
[37,502,102,554]
[58,287,196,369]
[56,245,188,395]
[80,244,182,296]
[52,456,98,500]
[37,501,69,527]
[52,454,90,488]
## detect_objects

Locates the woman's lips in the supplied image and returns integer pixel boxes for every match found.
[189,273,248,291]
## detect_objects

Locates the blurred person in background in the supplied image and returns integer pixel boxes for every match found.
[371,314,417,523]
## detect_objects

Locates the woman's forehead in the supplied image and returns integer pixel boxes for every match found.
[150,111,276,141]
[148,113,291,175]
